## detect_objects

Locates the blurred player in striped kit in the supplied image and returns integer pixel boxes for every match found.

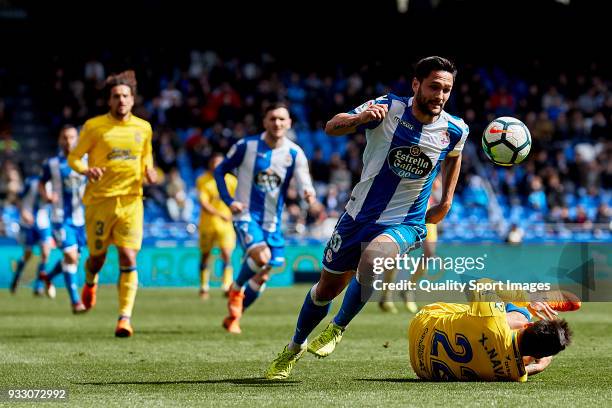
[10,175,54,297]
[38,125,87,313]
[215,103,316,334]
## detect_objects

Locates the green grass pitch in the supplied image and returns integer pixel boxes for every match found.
[2,285,612,407]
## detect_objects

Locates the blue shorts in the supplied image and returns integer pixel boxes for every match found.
[52,223,86,251]
[505,303,532,321]
[19,225,52,249]
[322,212,426,274]
[234,220,285,268]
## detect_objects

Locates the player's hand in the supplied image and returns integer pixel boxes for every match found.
[85,167,105,181]
[425,202,451,224]
[359,104,388,124]
[229,201,245,214]
[525,355,553,376]
[303,189,316,206]
[48,192,59,204]
[21,211,34,226]
[528,301,558,320]
[145,166,158,184]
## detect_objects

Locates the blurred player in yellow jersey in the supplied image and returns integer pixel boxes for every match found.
[68,70,157,337]
[408,284,573,382]
[379,177,441,314]
[196,153,237,300]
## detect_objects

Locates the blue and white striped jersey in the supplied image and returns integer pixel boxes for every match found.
[346,93,469,226]
[19,176,51,229]
[215,133,314,233]
[41,152,86,226]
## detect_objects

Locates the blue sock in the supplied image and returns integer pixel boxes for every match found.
[62,263,80,305]
[292,285,332,345]
[333,277,372,327]
[235,258,259,288]
[243,279,264,311]
[33,262,47,292]
[47,260,63,281]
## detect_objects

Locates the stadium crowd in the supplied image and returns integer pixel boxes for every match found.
[0,51,610,242]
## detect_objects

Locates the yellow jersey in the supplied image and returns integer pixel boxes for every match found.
[197,171,237,229]
[409,287,529,382]
[68,113,153,205]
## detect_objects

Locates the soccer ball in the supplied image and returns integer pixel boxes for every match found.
[481,116,531,166]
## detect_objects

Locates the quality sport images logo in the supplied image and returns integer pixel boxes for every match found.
[387,145,433,179]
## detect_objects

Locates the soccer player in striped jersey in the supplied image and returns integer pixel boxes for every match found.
[215,103,316,334]
[266,56,469,379]
[68,70,157,337]
[10,175,54,297]
[39,125,87,314]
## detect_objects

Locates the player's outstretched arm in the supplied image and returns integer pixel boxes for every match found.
[525,356,553,376]
[425,154,461,224]
[325,104,388,136]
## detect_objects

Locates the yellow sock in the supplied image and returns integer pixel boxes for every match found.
[85,262,99,286]
[200,268,210,291]
[222,265,233,292]
[118,268,138,318]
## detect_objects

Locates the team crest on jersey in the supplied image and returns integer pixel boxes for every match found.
[134,131,142,143]
[255,169,281,192]
[440,131,450,145]
[387,145,433,179]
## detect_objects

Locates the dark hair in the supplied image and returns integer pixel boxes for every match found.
[105,70,137,97]
[414,56,457,82]
[519,319,572,359]
[59,124,77,133]
[263,102,290,116]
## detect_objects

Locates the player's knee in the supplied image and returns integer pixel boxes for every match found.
[64,251,78,265]
[315,278,346,301]
[118,249,137,267]
[250,248,270,267]
[88,254,106,272]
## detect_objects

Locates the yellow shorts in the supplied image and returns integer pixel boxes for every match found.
[85,195,143,256]
[199,222,236,253]
[425,223,437,242]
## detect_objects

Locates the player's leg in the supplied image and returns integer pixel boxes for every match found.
[265,268,353,380]
[223,221,267,333]
[35,234,54,297]
[82,199,113,310]
[332,234,399,328]
[404,223,436,312]
[243,243,287,311]
[265,213,363,378]
[112,196,144,338]
[115,246,138,337]
[198,251,211,300]
[198,226,215,299]
[45,225,65,284]
[57,224,85,313]
[82,252,106,309]
[378,267,398,313]
[218,226,236,296]
[10,241,32,294]
[224,243,270,334]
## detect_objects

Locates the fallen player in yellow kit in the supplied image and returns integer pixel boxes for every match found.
[408,283,576,381]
